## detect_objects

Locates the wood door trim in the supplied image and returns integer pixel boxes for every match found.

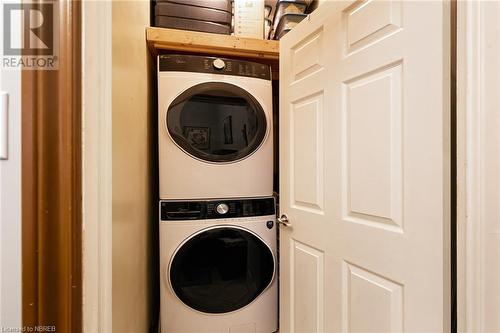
[22,1,82,331]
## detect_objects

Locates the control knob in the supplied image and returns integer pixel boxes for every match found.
[212,58,226,70]
[216,203,229,215]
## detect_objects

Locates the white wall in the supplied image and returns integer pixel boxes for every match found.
[0,54,22,332]
[0,4,22,326]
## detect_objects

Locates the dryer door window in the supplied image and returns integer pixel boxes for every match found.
[166,82,267,163]
[169,226,275,314]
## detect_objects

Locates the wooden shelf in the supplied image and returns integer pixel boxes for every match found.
[146,27,279,62]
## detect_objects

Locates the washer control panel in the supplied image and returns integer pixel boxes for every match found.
[161,197,275,221]
[158,54,271,80]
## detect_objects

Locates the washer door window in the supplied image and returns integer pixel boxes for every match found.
[166,82,267,163]
[169,227,274,314]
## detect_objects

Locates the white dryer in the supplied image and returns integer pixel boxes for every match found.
[157,54,273,200]
[159,197,278,333]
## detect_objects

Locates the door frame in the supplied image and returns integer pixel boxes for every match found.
[21,0,82,331]
[456,1,500,331]
[81,1,113,332]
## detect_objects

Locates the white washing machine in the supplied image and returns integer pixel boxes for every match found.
[159,197,278,333]
[158,54,273,200]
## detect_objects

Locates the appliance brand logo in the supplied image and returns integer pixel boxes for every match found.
[2,2,58,69]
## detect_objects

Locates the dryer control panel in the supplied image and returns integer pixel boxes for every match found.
[161,197,275,220]
[158,54,271,80]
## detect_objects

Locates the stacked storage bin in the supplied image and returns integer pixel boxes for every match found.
[270,0,310,39]
[155,0,232,35]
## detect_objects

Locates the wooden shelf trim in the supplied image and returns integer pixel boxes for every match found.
[146,27,279,60]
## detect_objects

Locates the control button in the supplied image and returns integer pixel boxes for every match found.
[216,203,229,215]
[212,58,226,70]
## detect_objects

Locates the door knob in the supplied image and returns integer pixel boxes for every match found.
[277,214,291,227]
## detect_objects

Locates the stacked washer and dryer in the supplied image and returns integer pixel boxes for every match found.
[158,54,277,333]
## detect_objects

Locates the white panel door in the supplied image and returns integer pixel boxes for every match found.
[279,1,451,332]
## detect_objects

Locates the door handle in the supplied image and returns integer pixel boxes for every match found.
[277,214,292,227]
[0,91,8,160]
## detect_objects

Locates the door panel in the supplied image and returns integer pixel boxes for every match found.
[344,62,403,231]
[345,0,402,54]
[343,261,403,332]
[291,92,324,212]
[280,1,450,332]
[291,240,325,333]
[291,28,324,81]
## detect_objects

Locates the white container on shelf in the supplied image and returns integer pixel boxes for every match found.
[234,0,265,39]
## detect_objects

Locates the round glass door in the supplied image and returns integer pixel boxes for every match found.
[169,226,275,314]
[166,82,267,163]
